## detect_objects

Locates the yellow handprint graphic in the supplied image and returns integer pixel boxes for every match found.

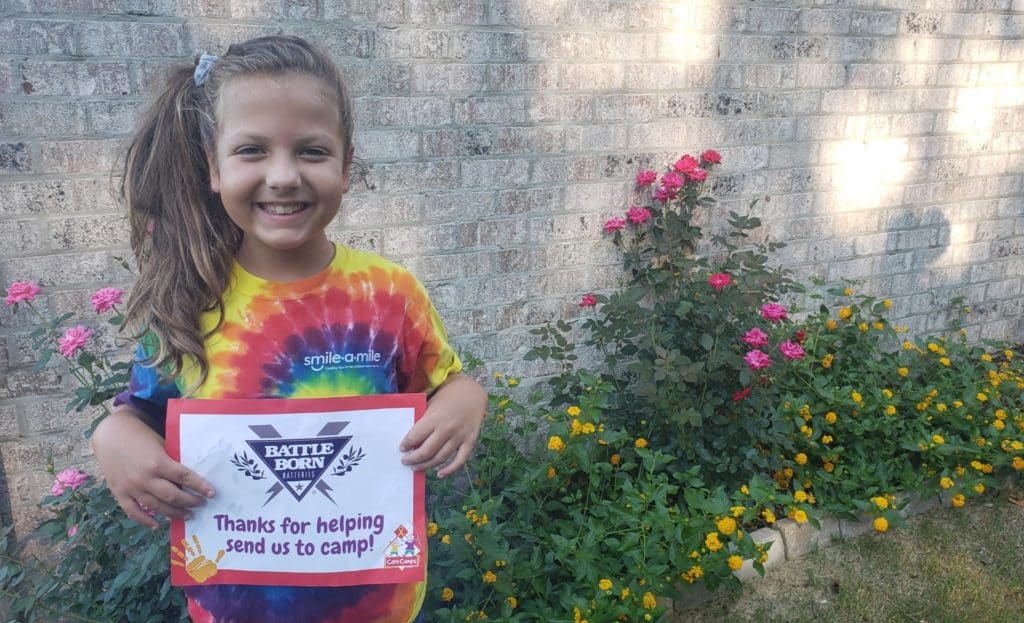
[171,534,225,583]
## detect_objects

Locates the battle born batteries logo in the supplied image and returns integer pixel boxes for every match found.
[230,422,367,506]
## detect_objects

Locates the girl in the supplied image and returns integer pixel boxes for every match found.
[92,35,487,623]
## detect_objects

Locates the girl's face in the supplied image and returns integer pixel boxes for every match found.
[208,72,351,280]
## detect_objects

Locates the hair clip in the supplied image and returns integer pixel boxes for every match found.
[193,53,219,87]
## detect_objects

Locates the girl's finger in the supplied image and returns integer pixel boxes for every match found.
[136,492,191,521]
[159,460,216,497]
[436,443,474,478]
[115,494,159,530]
[147,478,208,510]
[409,439,459,472]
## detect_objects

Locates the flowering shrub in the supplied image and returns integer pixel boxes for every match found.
[0,281,186,622]
[422,370,794,622]
[529,152,803,488]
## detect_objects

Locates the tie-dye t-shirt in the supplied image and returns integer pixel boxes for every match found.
[117,243,461,623]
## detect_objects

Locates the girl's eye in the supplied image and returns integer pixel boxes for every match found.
[302,147,329,157]
[235,146,264,156]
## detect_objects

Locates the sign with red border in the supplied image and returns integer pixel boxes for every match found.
[166,394,425,587]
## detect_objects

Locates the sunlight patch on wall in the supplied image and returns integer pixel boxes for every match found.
[949,87,997,150]
[825,138,909,213]
[659,0,717,62]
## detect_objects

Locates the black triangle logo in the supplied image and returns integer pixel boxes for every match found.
[247,436,350,502]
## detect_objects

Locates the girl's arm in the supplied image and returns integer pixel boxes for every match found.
[399,372,488,478]
[92,406,215,529]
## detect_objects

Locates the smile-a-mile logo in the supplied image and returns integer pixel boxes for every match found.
[231,422,366,506]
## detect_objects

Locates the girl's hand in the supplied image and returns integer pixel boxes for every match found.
[93,407,215,529]
[400,373,487,478]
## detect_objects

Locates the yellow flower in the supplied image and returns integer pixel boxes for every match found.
[570,419,583,437]
[953,400,963,408]
[982,353,993,362]
[483,570,497,583]
[883,299,893,309]
[977,392,988,402]
[995,409,1007,420]
[761,509,776,523]
[497,398,509,408]
[939,357,950,366]
[599,578,613,591]
[822,435,833,444]
[825,411,837,424]
[566,405,581,417]
[441,534,451,544]
[872,496,888,510]
[932,434,945,445]
[800,425,813,438]
[581,422,596,434]
[823,461,835,472]
[882,388,893,399]
[493,372,504,379]
[898,367,909,377]
[740,484,749,495]
[994,420,1006,431]
[873,321,885,330]
[1004,349,1014,359]
[940,477,954,489]
[927,342,940,352]
[1012,456,1024,471]
[843,287,853,296]
[873,517,888,532]
[936,403,947,412]
[704,532,723,552]
[794,490,808,503]
[547,466,556,479]
[547,435,566,452]
[821,353,834,369]
[851,391,862,404]
[790,508,808,524]
[794,453,808,465]
[642,591,657,610]
[620,587,631,600]
[609,453,621,466]
[634,438,648,448]
[858,322,869,332]
[441,587,454,601]
[952,494,966,508]
[902,341,914,350]
[506,596,517,609]
[427,522,439,537]
[956,465,966,476]
[507,378,519,386]
[826,319,837,330]
[974,483,985,494]
[885,405,896,416]
[838,306,852,320]
[731,505,746,517]
[727,555,744,571]
[716,517,737,535]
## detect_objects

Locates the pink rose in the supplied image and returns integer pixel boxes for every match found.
[661,171,684,192]
[51,468,89,495]
[626,205,652,224]
[652,187,674,202]
[603,216,627,233]
[708,272,731,291]
[5,281,41,306]
[760,303,788,323]
[579,293,597,307]
[90,287,124,313]
[58,325,93,358]
[701,149,722,164]
[67,524,78,538]
[779,340,806,360]
[742,327,769,347]
[688,168,707,182]
[744,349,771,371]
[672,155,699,174]
[635,170,657,186]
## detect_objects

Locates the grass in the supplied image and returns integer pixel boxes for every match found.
[674,488,1024,623]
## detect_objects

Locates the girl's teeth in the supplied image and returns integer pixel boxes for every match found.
[261,204,304,215]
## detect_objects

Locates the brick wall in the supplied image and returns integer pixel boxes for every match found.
[1,1,1022,533]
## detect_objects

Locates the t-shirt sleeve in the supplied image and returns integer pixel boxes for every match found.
[396,273,462,395]
[112,342,180,423]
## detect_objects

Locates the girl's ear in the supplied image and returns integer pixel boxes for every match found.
[207,152,221,193]
[341,146,354,194]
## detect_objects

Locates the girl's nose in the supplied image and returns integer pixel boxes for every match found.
[265,155,301,190]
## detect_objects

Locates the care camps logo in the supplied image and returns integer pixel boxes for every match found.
[231,422,367,505]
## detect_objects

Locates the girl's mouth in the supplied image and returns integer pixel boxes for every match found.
[257,203,307,215]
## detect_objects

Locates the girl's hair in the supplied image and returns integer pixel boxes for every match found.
[120,35,354,389]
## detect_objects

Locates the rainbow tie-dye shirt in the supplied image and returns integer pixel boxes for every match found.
[117,243,461,623]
